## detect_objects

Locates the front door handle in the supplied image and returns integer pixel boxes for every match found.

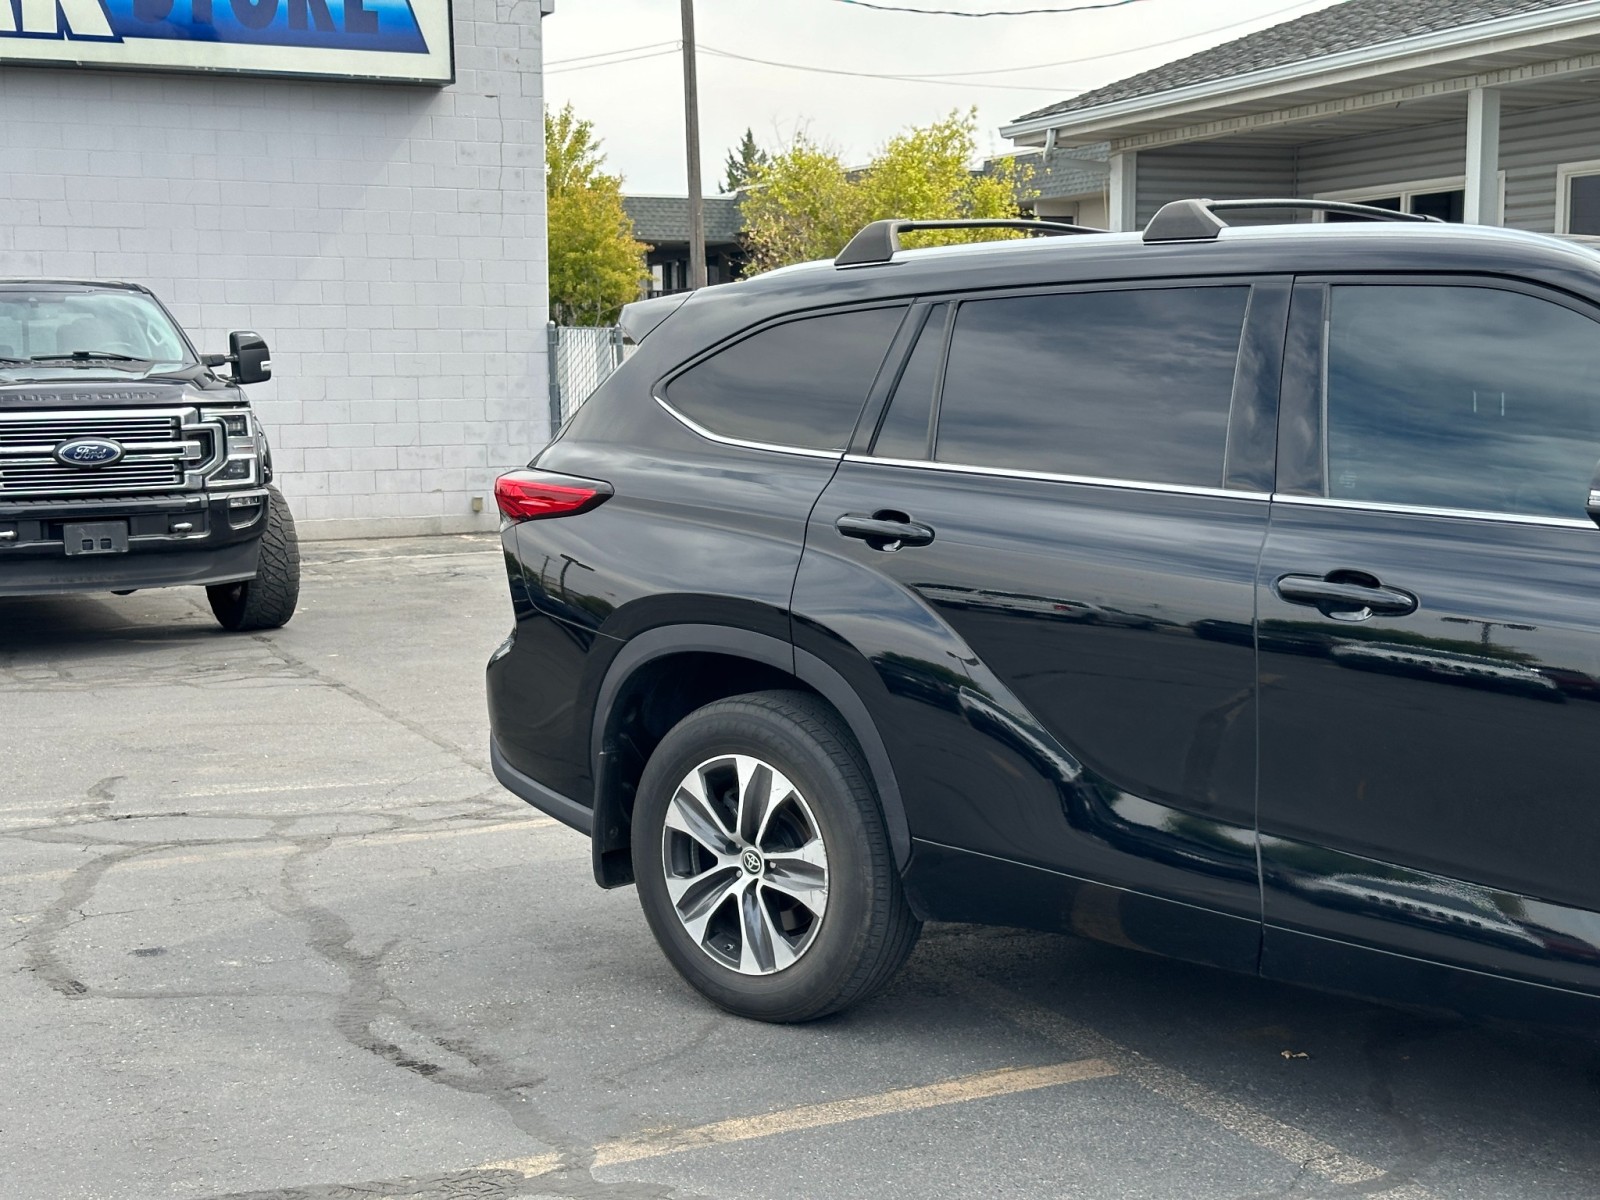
[836,511,935,552]
[1275,572,1418,621]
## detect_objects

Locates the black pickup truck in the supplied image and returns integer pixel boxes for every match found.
[0,279,298,630]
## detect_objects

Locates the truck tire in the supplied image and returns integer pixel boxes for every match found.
[207,487,300,631]
[632,690,921,1022]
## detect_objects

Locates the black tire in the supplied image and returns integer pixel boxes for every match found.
[632,690,920,1022]
[207,487,301,632]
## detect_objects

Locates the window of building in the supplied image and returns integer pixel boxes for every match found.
[1557,161,1600,237]
[664,306,905,451]
[871,304,949,460]
[932,286,1249,487]
[1324,284,1600,518]
[1319,177,1469,223]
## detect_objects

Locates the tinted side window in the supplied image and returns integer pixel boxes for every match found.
[1326,285,1600,518]
[934,287,1248,487]
[872,303,948,460]
[666,307,905,451]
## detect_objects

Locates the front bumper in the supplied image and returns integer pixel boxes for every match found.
[0,490,267,596]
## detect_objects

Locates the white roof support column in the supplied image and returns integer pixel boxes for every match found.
[1109,150,1138,232]
[1465,86,1502,225]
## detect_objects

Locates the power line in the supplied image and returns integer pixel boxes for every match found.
[546,41,679,67]
[548,47,683,73]
[699,45,1080,91]
[549,41,1075,89]
[823,0,1151,14]
[546,0,1329,82]
[875,0,1331,75]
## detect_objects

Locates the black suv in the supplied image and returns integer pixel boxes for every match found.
[0,280,298,630]
[488,200,1600,1025]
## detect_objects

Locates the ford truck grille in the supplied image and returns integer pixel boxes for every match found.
[0,414,180,447]
[0,408,219,497]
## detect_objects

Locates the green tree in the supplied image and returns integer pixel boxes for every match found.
[545,103,649,326]
[741,110,1033,273]
[722,127,770,194]
[739,136,866,275]
[859,109,1031,249]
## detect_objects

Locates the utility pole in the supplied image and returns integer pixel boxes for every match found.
[680,0,707,290]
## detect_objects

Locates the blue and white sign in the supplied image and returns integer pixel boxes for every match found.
[0,0,452,83]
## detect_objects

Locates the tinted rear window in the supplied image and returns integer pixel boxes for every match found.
[934,287,1248,487]
[666,307,905,451]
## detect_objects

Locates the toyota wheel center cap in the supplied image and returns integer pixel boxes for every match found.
[741,848,763,876]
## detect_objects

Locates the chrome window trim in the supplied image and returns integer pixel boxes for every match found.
[1272,492,1595,529]
[841,453,1267,501]
[652,396,844,461]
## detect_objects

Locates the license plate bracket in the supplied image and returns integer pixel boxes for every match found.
[64,521,130,556]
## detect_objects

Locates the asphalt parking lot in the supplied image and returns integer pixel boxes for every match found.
[3,533,1599,1200]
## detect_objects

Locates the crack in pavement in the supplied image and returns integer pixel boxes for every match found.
[1,536,664,1197]
[20,839,221,997]
[266,825,626,1188]
[9,793,625,1187]
[246,633,491,775]
[7,792,548,995]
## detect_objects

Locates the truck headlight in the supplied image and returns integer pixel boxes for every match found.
[210,457,258,485]
[200,409,260,487]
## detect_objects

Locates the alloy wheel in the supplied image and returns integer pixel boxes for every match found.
[660,753,830,975]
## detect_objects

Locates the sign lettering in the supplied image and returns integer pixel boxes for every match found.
[0,0,450,81]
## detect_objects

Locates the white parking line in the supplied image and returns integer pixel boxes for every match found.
[0,779,436,817]
[305,549,498,566]
[480,1058,1119,1177]
[4,816,563,887]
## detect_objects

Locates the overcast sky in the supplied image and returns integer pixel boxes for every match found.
[542,0,1346,194]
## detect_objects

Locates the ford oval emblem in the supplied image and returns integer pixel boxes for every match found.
[54,438,125,468]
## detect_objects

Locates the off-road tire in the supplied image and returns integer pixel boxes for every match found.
[633,690,921,1022]
[207,487,300,631]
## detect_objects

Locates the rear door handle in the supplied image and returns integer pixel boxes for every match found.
[836,511,935,552]
[1275,572,1418,620]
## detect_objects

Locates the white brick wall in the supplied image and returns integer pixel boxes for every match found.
[0,0,549,539]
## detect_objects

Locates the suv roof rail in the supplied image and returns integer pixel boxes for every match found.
[1143,198,1443,244]
[835,218,1105,268]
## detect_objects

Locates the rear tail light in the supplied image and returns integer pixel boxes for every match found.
[494,469,613,522]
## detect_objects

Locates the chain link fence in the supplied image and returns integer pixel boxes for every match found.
[547,324,625,433]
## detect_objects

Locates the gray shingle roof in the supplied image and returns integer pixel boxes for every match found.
[623,195,745,245]
[1016,0,1587,123]
[983,143,1109,201]
[1031,144,1110,198]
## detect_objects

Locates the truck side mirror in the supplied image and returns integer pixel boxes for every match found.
[228,330,272,385]
[205,332,271,384]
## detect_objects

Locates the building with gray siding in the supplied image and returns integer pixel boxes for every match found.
[1001,0,1600,240]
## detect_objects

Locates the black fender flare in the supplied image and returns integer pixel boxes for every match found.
[589,624,912,874]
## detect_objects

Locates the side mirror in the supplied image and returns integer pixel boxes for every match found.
[209,330,272,385]
[230,330,272,384]
[1588,461,1600,529]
